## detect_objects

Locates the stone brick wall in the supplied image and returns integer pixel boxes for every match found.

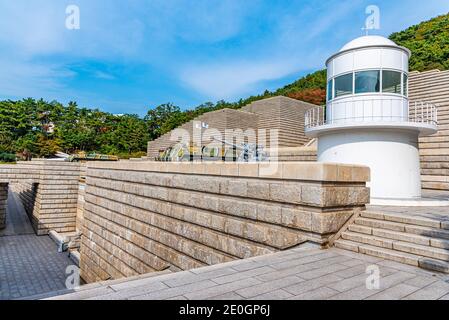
[80,161,370,283]
[1,160,84,235]
[0,183,8,229]
[267,146,317,162]
[33,161,82,235]
[77,182,85,233]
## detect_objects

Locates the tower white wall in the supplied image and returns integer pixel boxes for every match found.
[318,129,422,199]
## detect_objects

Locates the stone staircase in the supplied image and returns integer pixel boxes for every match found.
[335,210,449,273]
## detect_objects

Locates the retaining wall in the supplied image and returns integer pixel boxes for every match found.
[1,160,84,235]
[80,161,370,283]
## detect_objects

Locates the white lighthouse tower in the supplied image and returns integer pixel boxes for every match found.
[305,35,438,200]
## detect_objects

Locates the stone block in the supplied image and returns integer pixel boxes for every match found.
[442,221,449,230]
[247,181,270,199]
[204,163,221,175]
[238,163,259,177]
[311,210,354,235]
[220,180,248,197]
[256,204,281,224]
[220,163,239,176]
[281,208,312,231]
[281,163,323,181]
[269,182,301,204]
[300,185,323,206]
[258,163,282,179]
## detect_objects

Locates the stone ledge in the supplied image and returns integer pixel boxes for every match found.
[87,161,370,183]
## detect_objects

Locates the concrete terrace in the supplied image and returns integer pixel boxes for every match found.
[47,244,449,300]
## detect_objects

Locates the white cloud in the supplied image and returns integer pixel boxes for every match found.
[0,59,76,98]
[0,1,67,56]
[93,71,116,80]
[176,0,363,100]
[180,59,301,100]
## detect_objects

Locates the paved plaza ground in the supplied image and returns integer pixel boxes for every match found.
[3,188,449,300]
[49,244,449,300]
[0,191,73,300]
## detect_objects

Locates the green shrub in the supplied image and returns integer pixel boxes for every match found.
[0,153,16,162]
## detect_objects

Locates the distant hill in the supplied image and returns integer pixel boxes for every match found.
[390,13,449,72]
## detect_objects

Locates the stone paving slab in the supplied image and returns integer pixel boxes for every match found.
[0,234,75,300]
[0,191,74,300]
[47,246,449,300]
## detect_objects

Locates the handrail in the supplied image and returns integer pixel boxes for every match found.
[305,100,438,129]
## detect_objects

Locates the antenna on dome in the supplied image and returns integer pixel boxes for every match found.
[361,26,370,36]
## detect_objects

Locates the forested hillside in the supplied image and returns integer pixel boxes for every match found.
[0,13,448,159]
[0,99,149,159]
[390,13,449,72]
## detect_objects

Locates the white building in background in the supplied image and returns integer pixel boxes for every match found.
[305,35,438,200]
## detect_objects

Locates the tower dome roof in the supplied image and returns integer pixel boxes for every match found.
[340,35,397,52]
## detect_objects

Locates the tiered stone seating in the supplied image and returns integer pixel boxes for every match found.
[241,96,315,147]
[409,70,449,191]
[146,108,258,159]
[147,96,316,160]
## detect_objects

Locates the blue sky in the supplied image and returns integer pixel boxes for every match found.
[0,0,448,116]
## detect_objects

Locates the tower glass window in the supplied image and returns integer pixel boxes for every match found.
[327,80,333,101]
[403,73,408,96]
[382,70,402,94]
[334,73,353,98]
[355,70,380,94]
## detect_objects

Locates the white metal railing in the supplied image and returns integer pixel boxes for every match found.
[305,99,438,129]
[410,101,438,125]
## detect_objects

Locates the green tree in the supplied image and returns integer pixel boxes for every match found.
[35,134,61,158]
[111,114,149,154]
[145,103,182,140]
[389,13,449,72]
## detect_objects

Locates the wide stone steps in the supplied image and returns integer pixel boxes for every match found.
[335,239,449,273]
[409,73,449,86]
[334,210,449,273]
[420,136,449,144]
[409,69,449,79]
[420,144,449,151]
